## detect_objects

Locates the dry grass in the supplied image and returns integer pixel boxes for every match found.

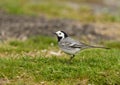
[0,0,120,22]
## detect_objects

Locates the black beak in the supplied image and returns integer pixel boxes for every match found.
[53,32,56,35]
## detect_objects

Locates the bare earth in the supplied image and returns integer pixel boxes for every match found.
[0,11,120,43]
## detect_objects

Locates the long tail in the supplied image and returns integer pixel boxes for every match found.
[84,45,110,49]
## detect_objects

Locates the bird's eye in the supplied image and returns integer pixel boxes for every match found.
[59,33,61,35]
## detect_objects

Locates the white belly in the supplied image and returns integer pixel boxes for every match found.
[61,48,80,55]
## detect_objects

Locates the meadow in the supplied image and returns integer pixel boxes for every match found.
[0,0,120,22]
[0,36,120,85]
[0,0,120,84]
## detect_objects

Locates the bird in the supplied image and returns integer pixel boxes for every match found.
[54,31,109,62]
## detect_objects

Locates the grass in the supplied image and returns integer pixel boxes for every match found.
[0,0,119,84]
[0,0,120,22]
[0,36,120,85]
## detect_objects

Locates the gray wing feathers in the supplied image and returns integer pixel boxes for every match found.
[60,37,109,49]
[60,37,86,48]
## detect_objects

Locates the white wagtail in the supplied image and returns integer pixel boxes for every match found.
[54,31,109,61]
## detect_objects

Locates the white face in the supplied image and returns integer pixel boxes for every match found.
[55,31,65,39]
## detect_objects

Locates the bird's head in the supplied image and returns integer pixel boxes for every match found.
[54,31,68,41]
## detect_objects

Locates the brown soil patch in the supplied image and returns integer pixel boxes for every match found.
[0,11,120,42]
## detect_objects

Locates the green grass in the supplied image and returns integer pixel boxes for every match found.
[0,36,120,85]
[0,36,57,53]
[0,0,120,22]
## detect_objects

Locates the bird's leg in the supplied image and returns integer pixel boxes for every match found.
[69,55,75,62]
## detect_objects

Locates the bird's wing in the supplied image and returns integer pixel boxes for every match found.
[60,37,90,48]
[60,40,87,48]
[60,37,109,49]
[69,42,87,48]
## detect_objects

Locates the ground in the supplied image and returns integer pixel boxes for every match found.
[0,0,120,85]
[0,36,120,85]
[0,11,120,43]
